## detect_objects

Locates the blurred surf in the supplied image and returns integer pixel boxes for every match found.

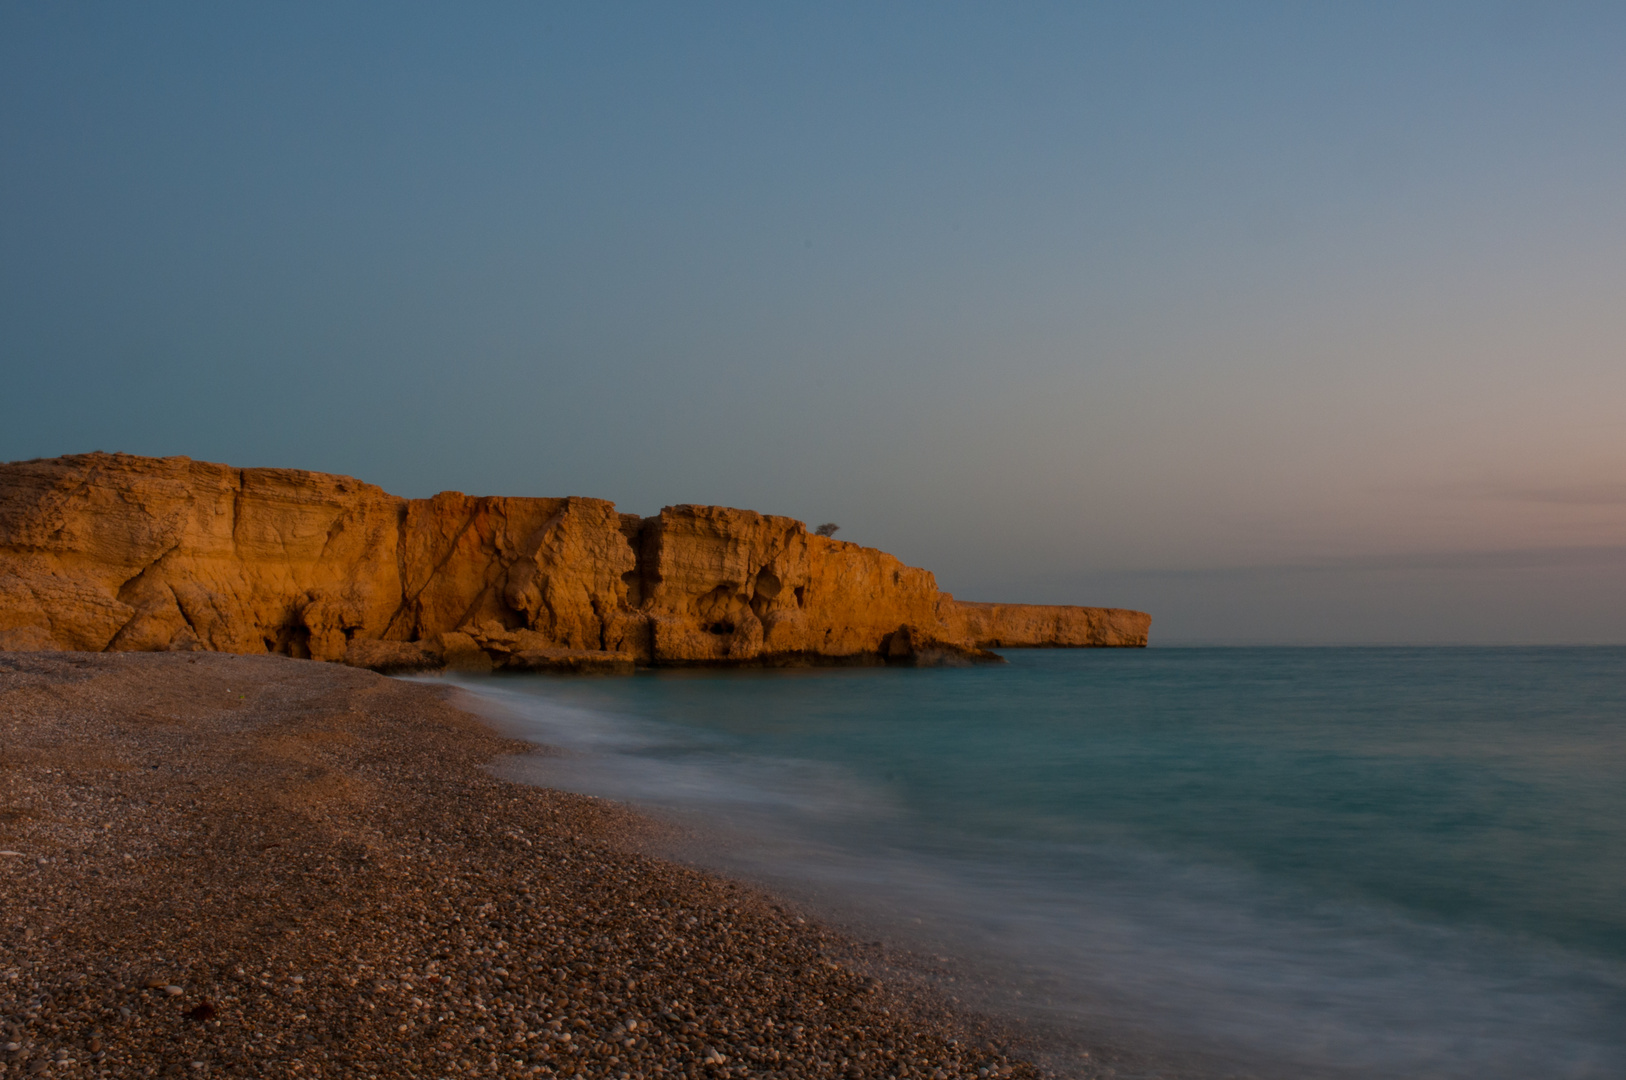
[444,648,1626,1079]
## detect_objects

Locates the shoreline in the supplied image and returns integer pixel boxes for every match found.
[0,651,1046,1079]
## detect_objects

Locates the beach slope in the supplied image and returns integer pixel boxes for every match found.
[0,651,1039,1078]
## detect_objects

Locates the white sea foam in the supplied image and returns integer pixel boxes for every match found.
[442,670,1626,1080]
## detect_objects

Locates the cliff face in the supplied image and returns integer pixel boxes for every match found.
[0,453,1150,667]
[937,600,1153,649]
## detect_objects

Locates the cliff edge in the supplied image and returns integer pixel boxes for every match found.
[0,453,1149,669]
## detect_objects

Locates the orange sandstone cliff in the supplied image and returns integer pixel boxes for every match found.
[0,454,1149,669]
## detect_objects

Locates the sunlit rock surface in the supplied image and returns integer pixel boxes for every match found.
[0,453,1150,668]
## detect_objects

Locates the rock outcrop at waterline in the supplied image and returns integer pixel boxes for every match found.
[0,453,1151,669]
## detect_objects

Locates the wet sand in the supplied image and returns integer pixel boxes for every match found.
[0,651,1044,1079]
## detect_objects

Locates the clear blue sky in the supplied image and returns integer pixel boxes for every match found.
[5,2,1626,642]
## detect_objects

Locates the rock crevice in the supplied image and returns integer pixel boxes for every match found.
[0,453,1150,668]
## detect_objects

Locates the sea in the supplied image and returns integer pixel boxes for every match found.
[440,648,1626,1079]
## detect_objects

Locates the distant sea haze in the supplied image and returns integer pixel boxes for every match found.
[461,647,1626,1079]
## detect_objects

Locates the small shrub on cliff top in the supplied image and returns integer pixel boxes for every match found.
[814,523,840,537]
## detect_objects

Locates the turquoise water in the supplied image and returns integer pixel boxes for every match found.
[451,648,1626,1079]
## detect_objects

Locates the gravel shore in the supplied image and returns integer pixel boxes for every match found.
[0,652,1044,1079]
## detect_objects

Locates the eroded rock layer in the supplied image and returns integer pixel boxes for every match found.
[0,453,1150,667]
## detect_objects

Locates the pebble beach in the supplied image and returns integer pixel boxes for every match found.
[0,652,1044,1080]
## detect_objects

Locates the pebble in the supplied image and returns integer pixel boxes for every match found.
[0,652,1055,1079]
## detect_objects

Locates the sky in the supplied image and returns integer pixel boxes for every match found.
[4,2,1626,643]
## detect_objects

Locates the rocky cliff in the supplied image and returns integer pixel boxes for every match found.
[0,453,1150,668]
